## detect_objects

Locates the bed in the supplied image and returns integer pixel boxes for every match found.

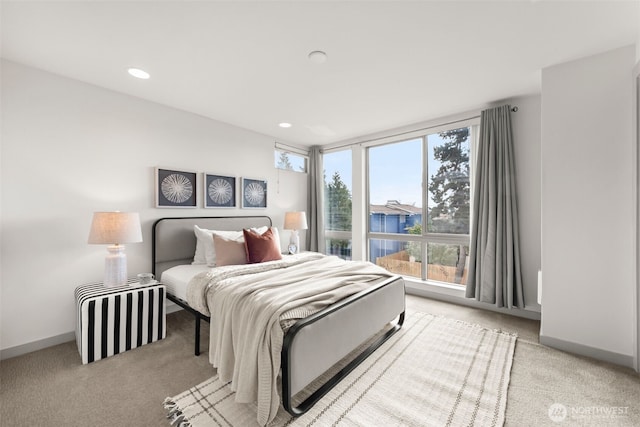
[152,216,405,423]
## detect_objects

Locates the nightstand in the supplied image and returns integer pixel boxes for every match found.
[74,279,166,364]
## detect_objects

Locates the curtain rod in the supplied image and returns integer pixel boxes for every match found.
[325,106,518,152]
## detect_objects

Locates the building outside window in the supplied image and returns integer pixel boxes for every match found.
[369,200,422,260]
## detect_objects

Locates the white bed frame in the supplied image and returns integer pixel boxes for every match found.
[152,216,405,416]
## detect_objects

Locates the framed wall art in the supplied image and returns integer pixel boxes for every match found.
[204,174,236,208]
[155,167,197,208]
[241,177,267,209]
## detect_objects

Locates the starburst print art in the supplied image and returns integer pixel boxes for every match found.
[244,183,264,205]
[208,178,233,204]
[161,173,193,203]
[242,178,267,208]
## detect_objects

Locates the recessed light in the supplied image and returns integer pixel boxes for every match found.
[127,68,150,79]
[308,51,327,64]
[279,122,292,128]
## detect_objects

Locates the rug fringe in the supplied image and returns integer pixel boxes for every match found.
[163,397,192,427]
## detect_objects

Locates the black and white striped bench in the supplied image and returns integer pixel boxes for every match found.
[75,280,166,364]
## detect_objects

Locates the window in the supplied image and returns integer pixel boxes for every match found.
[323,149,352,260]
[367,124,475,286]
[275,149,307,173]
[427,129,470,234]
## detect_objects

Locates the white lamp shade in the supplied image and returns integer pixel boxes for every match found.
[88,212,143,245]
[284,211,308,230]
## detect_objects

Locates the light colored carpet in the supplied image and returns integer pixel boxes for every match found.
[164,312,517,426]
[1,295,638,426]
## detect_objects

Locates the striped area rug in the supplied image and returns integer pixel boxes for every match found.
[164,312,517,427]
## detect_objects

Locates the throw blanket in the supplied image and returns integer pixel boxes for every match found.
[186,253,393,426]
[186,252,326,318]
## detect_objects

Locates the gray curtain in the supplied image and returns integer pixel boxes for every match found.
[307,146,325,252]
[466,105,524,309]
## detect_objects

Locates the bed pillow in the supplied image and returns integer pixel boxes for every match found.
[243,228,283,263]
[193,225,274,266]
[263,226,282,254]
[212,232,248,266]
[194,226,254,266]
[247,226,281,255]
[249,225,270,236]
[192,225,212,265]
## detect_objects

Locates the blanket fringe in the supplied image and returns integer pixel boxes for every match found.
[163,397,192,427]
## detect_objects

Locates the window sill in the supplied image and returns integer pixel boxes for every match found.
[404,277,466,297]
[403,277,541,320]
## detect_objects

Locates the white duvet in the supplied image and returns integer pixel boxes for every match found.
[186,252,393,426]
[160,264,210,301]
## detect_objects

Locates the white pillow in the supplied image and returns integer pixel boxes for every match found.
[192,225,274,267]
[192,225,209,265]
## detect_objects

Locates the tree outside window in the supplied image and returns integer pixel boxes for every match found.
[274,150,307,173]
[325,171,352,259]
[323,150,353,260]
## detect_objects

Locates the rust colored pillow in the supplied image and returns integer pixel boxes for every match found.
[243,228,283,263]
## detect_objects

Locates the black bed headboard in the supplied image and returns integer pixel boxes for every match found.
[152,216,272,278]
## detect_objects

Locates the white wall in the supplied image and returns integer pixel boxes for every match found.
[0,60,308,354]
[637,7,640,61]
[636,57,640,372]
[540,46,636,366]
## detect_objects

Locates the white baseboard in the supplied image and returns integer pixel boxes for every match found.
[1,303,185,361]
[540,334,636,371]
[1,331,76,361]
[405,282,542,321]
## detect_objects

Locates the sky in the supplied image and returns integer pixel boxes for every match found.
[323,131,469,207]
[369,138,422,206]
[323,149,353,192]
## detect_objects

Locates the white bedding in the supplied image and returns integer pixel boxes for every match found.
[160,264,210,301]
[187,252,394,425]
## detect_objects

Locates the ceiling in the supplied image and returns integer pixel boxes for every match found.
[2,1,638,146]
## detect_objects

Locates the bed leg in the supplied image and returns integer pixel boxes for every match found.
[195,315,201,356]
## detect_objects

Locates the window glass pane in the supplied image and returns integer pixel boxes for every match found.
[324,150,352,232]
[427,243,469,285]
[326,238,352,260]
[365,124,473,286]
[275,150,307,172]
[368,139,422,233]
[427,128,470,234]
[370,238,422,279]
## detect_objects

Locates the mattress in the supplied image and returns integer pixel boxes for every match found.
[160,264,210,301]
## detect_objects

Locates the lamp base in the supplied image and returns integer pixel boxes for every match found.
[104,245,127,287]
[288,230,300,254]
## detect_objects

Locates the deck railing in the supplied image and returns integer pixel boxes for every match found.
[375,250,468,285]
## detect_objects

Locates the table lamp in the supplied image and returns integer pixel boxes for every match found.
[88,212,143,287]
[283,211,308,254]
